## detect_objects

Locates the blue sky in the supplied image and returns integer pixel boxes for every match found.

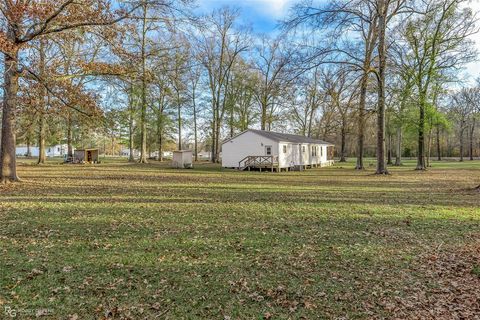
[196,0,480,81]
[196,0,296,34]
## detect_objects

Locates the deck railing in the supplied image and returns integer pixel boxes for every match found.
[239,155,278,171]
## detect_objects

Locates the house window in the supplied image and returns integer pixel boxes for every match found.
[265,146,272,156]
[302,146,305,153]
[320,147,323,157]
[312,146,316,156]
[57,147,60,152]
[283,145,287,153]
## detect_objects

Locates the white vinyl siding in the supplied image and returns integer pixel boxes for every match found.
[222,130,333,169]
[221,131,278,168]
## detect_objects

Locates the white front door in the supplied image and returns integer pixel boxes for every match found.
[299,144,303,166]
[291,144,300,166]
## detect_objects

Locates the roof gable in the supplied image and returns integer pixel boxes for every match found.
[222,129,334,145]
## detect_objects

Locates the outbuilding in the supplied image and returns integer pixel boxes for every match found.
[172,150,193,169]
[222,129,334,171]
[73,149,99,163]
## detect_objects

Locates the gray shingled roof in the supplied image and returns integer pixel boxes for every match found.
[223,129,334,145]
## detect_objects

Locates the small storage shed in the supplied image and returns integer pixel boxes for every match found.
[172,150,193,169]
[74,149,99,164]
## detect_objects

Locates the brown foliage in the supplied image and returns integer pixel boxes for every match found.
[0,32,18,55]
[389,236,480,319]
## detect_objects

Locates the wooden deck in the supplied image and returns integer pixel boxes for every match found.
[238,156,335,172]
[238,156,279,172]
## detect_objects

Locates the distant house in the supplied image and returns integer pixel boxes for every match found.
[197,151,212,160]
[120,149,172,160]
[16,144,69,157]
[46,144,68,157]
[222,129,334,171]
[121,148,140,158]
[16,146,39,157]
[149,151,173,160]
[162,151,173,158]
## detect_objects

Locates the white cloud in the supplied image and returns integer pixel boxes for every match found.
[246,0,293,17]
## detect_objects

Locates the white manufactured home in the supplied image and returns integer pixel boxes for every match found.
[222,129,335,171]
[16,144,69,157]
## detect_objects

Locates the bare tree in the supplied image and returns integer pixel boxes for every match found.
[451,88,479,162]
[186,63,202,161]
[251,36,293,131]
[321,68,358,162]
[197,8,248,162]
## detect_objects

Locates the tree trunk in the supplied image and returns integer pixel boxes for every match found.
[340,120,347,162]
[307,105,315,138]
[395,126,402,166]
[426,130,432,167]
[26,138,32,158]
[158,134,163,162]
[375,0,388,175]
[67,112,73,159]
[128,113,135,162]
[139,79,147,163]
[387,133,393,165]
[229,102,234,138]
[355,19,377,171]
[157,105,163,162]
[356,72,368,170]
[111,136,115,156]
[459,126,464,162]
[37,113,46,164]
[128,90,135,162]
[37,39,47,165]
[177,98,182,150]
[261,99,267,131]
[215,116,221,163]
[138,3,148,163]
[210,91,220,163]
[469,120,475,160]
[436,125,441,161]
[193,97,198,162]
[211,117,216,163]
[0,32,20,182]
[157,99,164,162]
[416,99,426,170]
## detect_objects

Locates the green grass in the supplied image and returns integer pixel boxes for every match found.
[1,158,479,319]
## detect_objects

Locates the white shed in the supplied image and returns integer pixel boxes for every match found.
[222,129,334,171]
[172,150,193,169]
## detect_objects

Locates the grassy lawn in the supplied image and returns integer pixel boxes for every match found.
[1,158,479,319]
